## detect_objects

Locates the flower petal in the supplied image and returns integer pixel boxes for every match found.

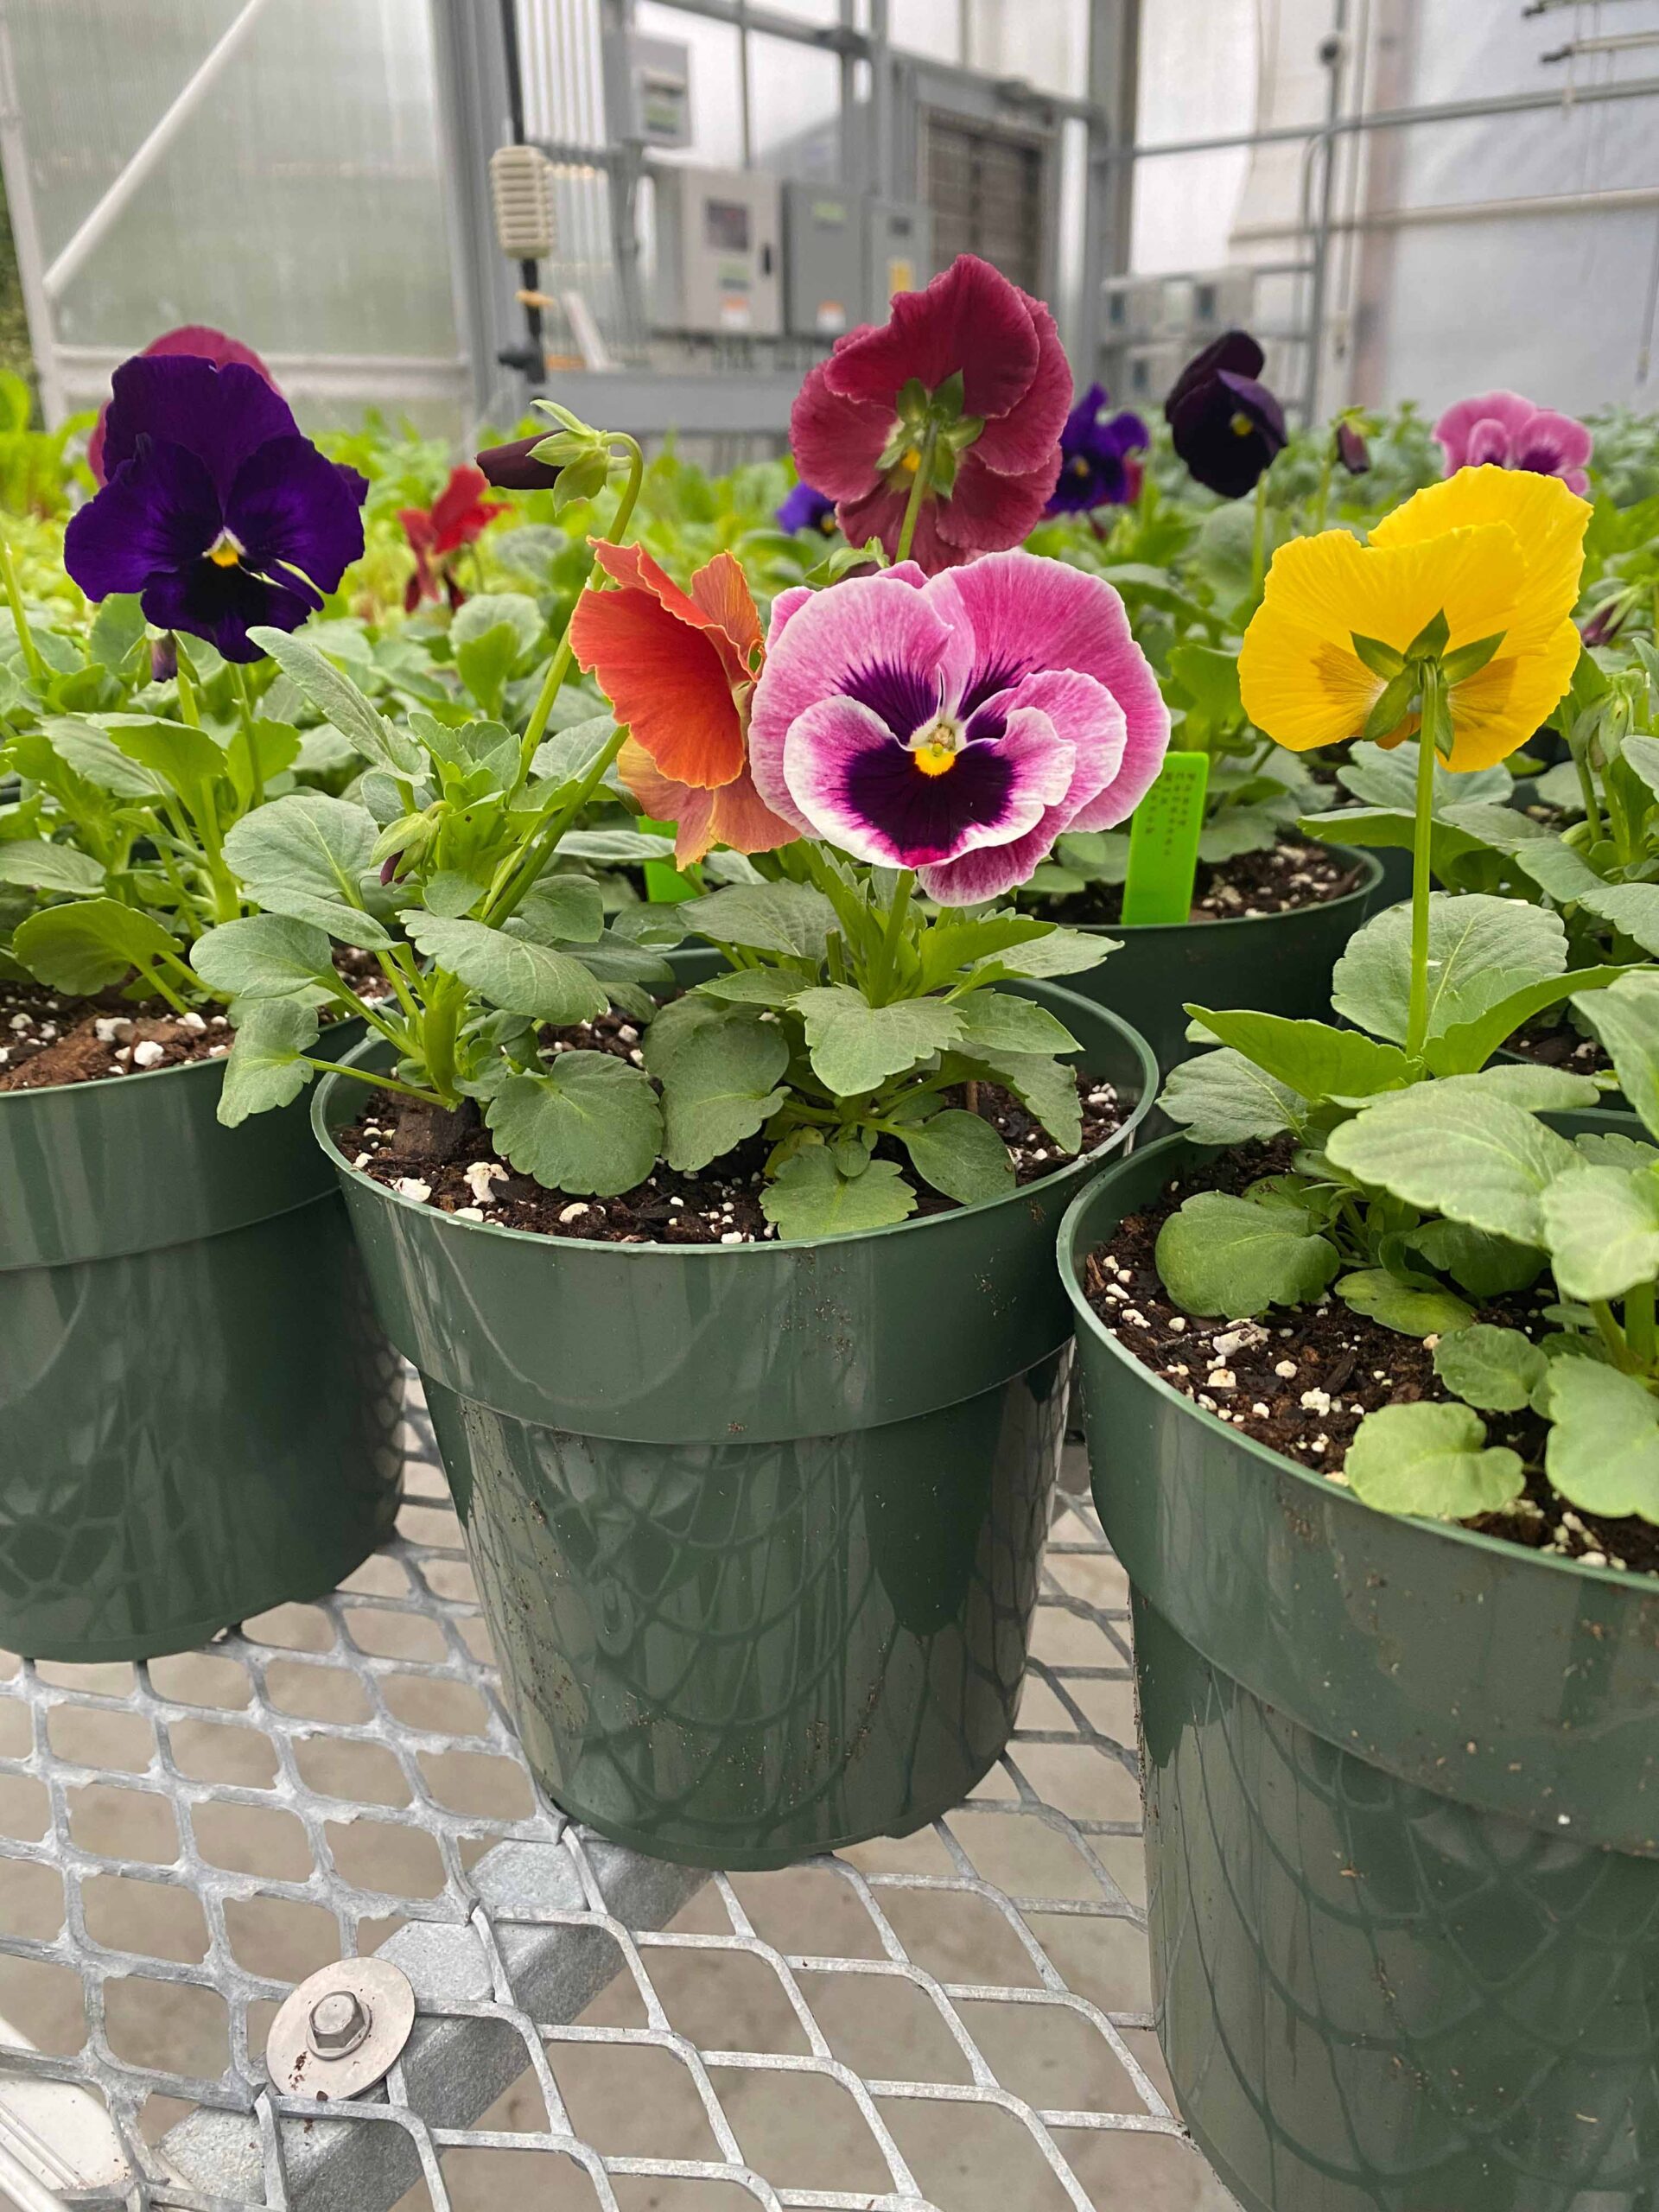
[821,256,1039,421]
[928,551,1169,828]
[90,327,276,484]
[689,548,765,666]
[789,361,893,501]
[64,439,219,601]
[1166,331,1264,420]
[931,448,1062,558]
[1370,464,1589,658]
[476,434,559,491]
[1465,417,1512,467]
[748,569,961,828]
[618,740,796,866]
[100,357,298,502]
[139,557,316,664]
[227,435,366,598]
[969,285,1071,474]
[591,540,756,690]
[572,580,745,791]
[1433,390,1536,472]
[782,695,1066,868]
[1440,618,1582,771]
[1514,408,1594,476]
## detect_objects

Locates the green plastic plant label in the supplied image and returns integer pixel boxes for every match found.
[639,817,700,904]
[1122,752,1211,925]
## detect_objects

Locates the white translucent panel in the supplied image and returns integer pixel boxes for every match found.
[6,0,457,372]
[759,0,842,22]
[517,0,607,148]
[1407,0,1659,103]
[750,41,844,181]
[962,0,1086,100]
[887,0,960,67]
[636,2,746,168]
[1130,0,1255,275]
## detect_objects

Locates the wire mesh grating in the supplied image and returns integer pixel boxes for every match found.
[0,1384,1234,2211]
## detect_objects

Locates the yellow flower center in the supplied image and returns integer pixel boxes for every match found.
[909,712,963,776]
[206,527,245,569]
[913,741,957,777]
[899,448,922,474]
[1071,455,1090,477]
[1230,410,1254,438]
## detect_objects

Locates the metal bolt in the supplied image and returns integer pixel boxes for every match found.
[308,1989,371,2060]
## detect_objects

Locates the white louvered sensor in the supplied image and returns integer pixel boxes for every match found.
[490,144,556,260]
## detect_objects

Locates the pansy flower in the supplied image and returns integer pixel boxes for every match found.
[788,255,1070,575]
[1165,331,1286,499]
[401,463,508,611]
[747,550,1169,903]
[570,543,796,866]
[1433,390,1592,497]
[86,324,275,486]
[776,480,837,537]
[1045,384,1148,514]
[1238,465,1588,772]
[65,355,367,663]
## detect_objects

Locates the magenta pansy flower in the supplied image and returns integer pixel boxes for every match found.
[747,550,1169,904]
[788,255,1070,577]
[1433,391,1592,497]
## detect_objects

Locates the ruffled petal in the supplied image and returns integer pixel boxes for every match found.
[688,548,765,666]
[1465,417,1513,467]
[590,539,756,690]
[789,360,893,501]
[781,695,1068,868]
[64,439,219,601]
[90,325,276,483]
[748,569,961,827]
[822,256,1039,420]
[139,557,316,664]
[618,740,797,866]
[1515,408,1594,477]
[100,357,298,502]
[226,435,366,598]
[1441,617,1581,771]
[969,286,1071,474]
[572,581,746,790]
[931,448,1062,557]
[1433,391,1536,472]
[1370,465,1589,658]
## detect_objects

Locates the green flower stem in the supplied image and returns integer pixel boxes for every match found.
[173,650,201,728]
[419,970,467,1107]
[512,432,645,794]
[1313,448,1333,534]
[871,869,914,1003]
[372,943,424,1027]
[1250,473,1270,597]
[313,976,415,1056]
[1592,1298,1641,1374]
[0,532,43,687]
[894,426,939,566]
[1626,1280,1657,1372]
[484,724,628,928]
[139,961,192,1017]
[1405,665,1442,1060]
[300,1055,441,1107]
[231,664,264,806]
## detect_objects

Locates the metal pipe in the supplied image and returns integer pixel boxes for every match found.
[1301,1,1349,424]
[41,0,275,303]
[645,0,865,55]
[1122,70,1659,163]
[1237,181,1659,239]
[0,5,64,423]
[499,0,546,388]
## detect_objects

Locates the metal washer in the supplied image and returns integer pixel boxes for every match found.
[265,1959,417,2104]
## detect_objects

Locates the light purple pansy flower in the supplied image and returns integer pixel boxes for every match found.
[1433,390,1592,499]
[747,550,1170,905]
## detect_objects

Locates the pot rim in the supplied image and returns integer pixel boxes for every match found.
[1040,841,1382,938]
[1058,1124,1646,1598]
[313,980,1159,1259]
[0,1006,366,1107]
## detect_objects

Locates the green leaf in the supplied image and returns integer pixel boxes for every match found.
[485,1053,662,1194]
[899,1107,1016,1206]
[795,985,963,1096]
[216,998,321,1127]
[1405,1218,1544,1298]
[420,869,491,919]
[1423,963,1638,1077]
[681,880,836,958]
[1336,1268,1474,1337]
[659,1019,790,1172]
[1574,972,1659,1138]
[1331,894,1567,1046]
[1544,1363,1659,1522]
[99,714,226,805]
[192,914,333,1001]
[87,594,147,675]
[1513,840,1609,904]
[249,626,424,776]
[512,875,606,946]
[531,714,618,788]
[451,591,543,658]
[641,992,728,1079]
[1154,1188,1340,1318]
[1159,1047,1304,1145]
[1168,639,1243,721]
[405,913,607,1025]
[1425,1064,1604,1109]
[11,898,181,993]
[1326,1089,1579,1245]
[1344,1402,1523,1518]
[1338,739,1512,811]
[1579,884,1659,956]
[1182,1007,1413,1103]
[1575,1130,1659,1169]
[0,840,106,894]
[223,792,391,950]
[1620,732,1659,800]
[40,716,162,798]
[1434,1323,1548,1412]
[1198,805,1284,863]
[952,992,1078,1058]
[959,1046,1085,1151]
[454,623,519,714]
[760,1147,915,1239]
[987,924,1114,977]
[226,717,301,812]
[1540,1163,1659,1302]
[696,969,806,1008]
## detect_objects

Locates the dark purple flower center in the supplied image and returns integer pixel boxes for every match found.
[843,657,941,741]
[842,734,1015,865]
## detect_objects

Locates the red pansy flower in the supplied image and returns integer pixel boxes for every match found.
[788,254,1069,575]
[570,543,796,866]
[399,463,508,611]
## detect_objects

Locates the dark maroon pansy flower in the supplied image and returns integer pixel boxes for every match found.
[65,355,368,664]
[1164,330,1286,500]
[1045,384,1149,515]
[476,433,559,492]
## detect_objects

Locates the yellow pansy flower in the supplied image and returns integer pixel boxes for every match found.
[1238,464,1589,771]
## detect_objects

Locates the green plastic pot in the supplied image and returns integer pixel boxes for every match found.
[1055,844,1382,1078]
[1059,1124,1659,2212]
[0,1027,404,1663]
[314,985,1157,1870]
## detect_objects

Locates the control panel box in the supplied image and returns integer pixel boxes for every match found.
[870,200,931,308]
[653,166,782,337]
[783,183,864,337]
[626,35,692,149]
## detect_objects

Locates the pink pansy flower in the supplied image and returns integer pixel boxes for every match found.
[1433,391,1592,498]
[747,550,1169,904]
[788,255,1070,576]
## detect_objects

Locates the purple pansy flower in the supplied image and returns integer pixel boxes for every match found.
[1045,384,1149,514]
[1165,331,1286,499]
[777,480,837,536]
[65,355,368,663]
[747,550,1170,904]
[1433,391,1592,498]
